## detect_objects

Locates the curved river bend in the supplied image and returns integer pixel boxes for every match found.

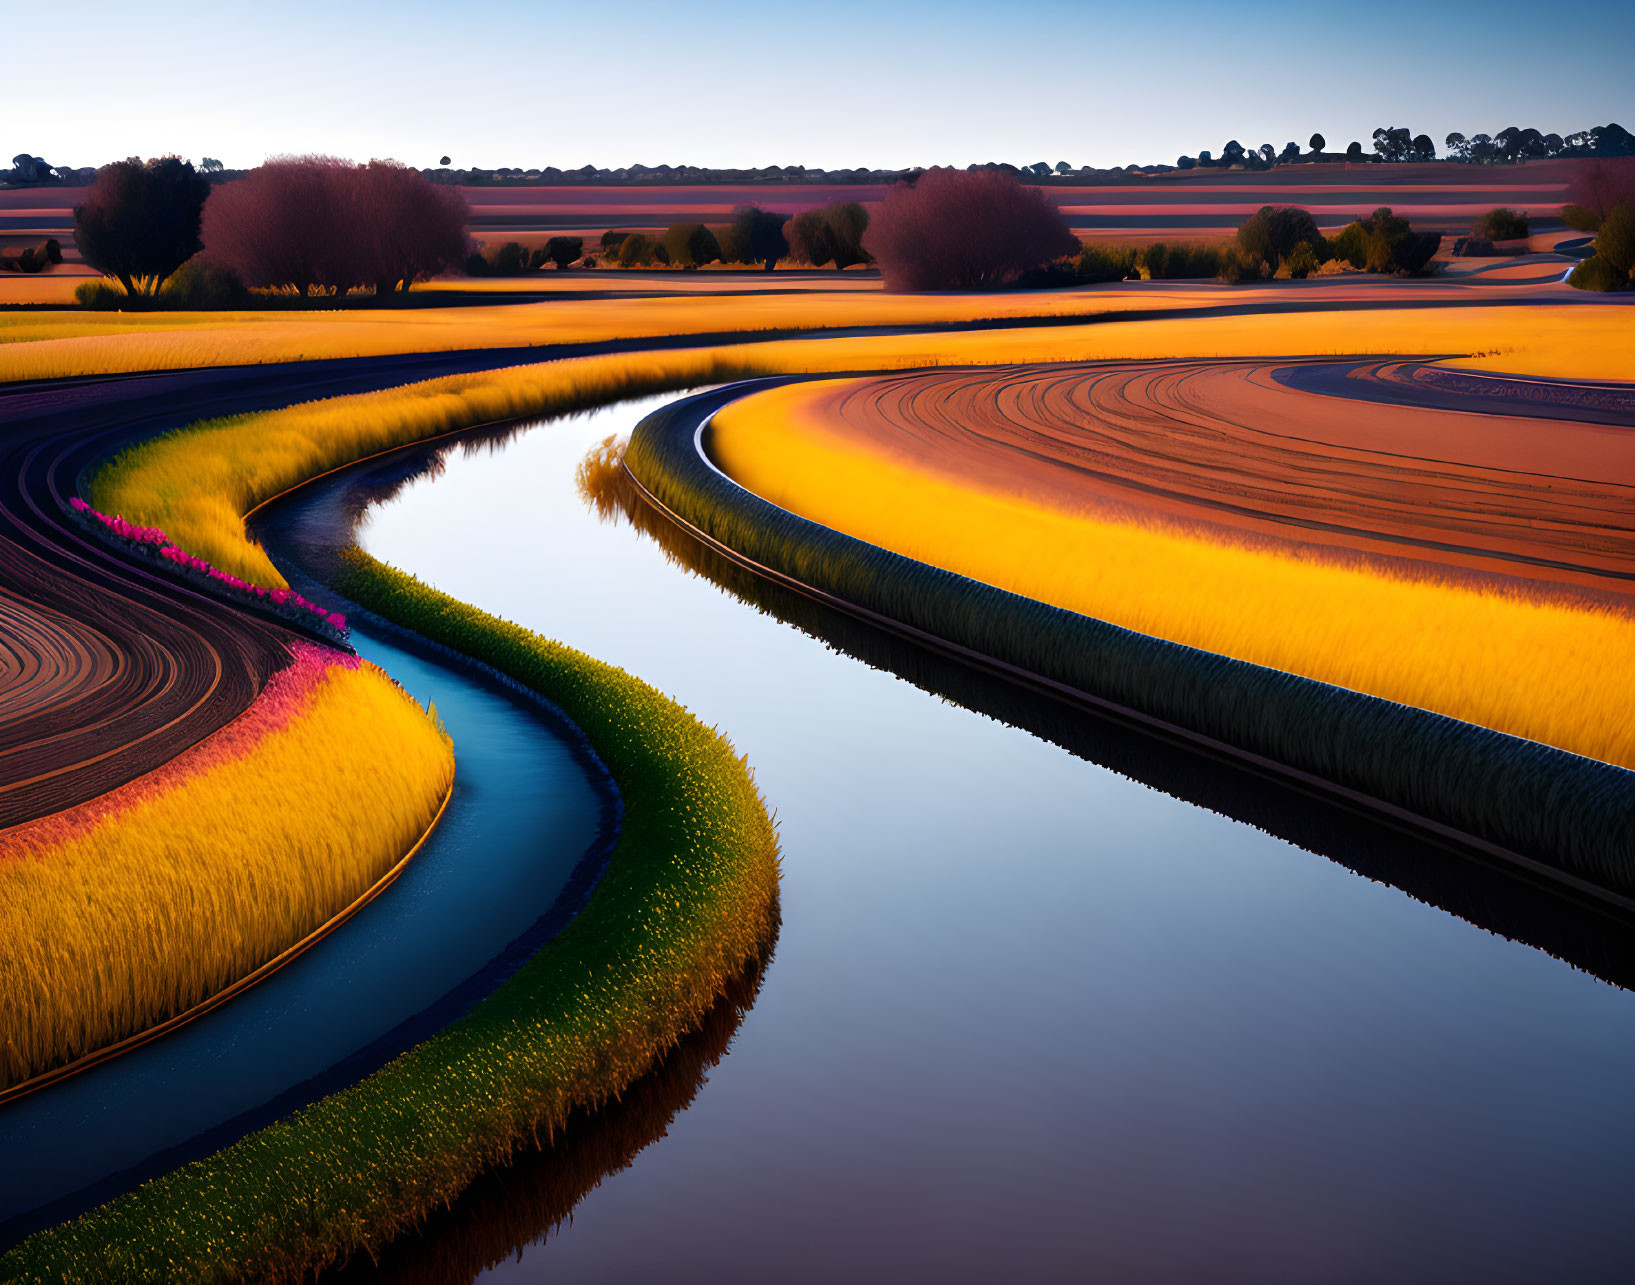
[352,394,1635,1285]
[0,625,608,1242]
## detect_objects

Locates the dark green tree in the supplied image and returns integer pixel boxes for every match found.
[786,202,870,269]
[728,205,790,271]
[1236,206,1323,271]
[1309,132,1325,153]
[73,157,209,296]
[532,236,583,270]
[662,222,722,269]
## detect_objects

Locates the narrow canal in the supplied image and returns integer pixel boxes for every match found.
[0,630,607,1242]
[355,394,1635,1285]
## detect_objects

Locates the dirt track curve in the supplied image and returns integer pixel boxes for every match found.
[803,358,1635,601]
[0,347,637,830]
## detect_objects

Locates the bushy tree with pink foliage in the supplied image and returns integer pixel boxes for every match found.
[201,156,468,296]
[862,167,1078,291]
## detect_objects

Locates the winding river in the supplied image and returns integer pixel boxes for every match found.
[349,394,1635,1284]
[0,627,608,1242]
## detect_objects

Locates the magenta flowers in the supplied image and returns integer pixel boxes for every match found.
[69,497,348,636]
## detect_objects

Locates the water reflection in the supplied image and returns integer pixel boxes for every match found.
[578,435,1635,994]
[321,951,771,1285]
[290,400,1635,1282]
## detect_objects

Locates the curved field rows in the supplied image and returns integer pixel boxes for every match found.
[779,359,1635,600]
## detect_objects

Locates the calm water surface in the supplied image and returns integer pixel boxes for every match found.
[360,395,1635,1285]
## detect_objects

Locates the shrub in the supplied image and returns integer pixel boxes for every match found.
[532,235,583,270]
[1560,204,1601,232]
[863,167,1077,291]
[1014,256,1079,289]
[1567,254,1629,292]
[727,205,790,271]
[73,158,210,296]
[1330,208,1439,275]
[1474,207,1529,240]
[1142,242,1224,279]
[1281,240,1320,278]
[662,222,721,269]
[468,240,531,276]
[158,257,250,306]
[1074,243,1137,282]
[201,156,467,296]
[786,202,870,269]
[1331,221,1370,268]
[617,232,656,266]
[0,238,62,273]
[1236,205,1323,272]
[1594,202,1635,276]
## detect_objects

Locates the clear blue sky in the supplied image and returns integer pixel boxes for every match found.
[8,0,1632,171]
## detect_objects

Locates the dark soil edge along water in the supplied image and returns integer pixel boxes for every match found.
[625,381,1635,903]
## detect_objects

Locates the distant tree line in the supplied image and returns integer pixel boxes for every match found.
[1174,122,1634,171]
[470,202,872,276]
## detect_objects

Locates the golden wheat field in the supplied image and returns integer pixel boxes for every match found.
[708,378,1635,769]
[6,287,1634,382]
[0,644,453,1089]
[85,300,1635,595]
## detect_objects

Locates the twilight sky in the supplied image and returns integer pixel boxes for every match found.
[8,0,1632,172]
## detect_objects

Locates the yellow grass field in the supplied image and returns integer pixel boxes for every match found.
[4,288,1632,384]
[90,297,1635,598]
[708,379,1635,770]
[0,645,453,1090]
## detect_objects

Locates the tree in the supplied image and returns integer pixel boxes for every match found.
[601,230,630,256]
[1372,126,1412,162]
[1176,155,1196,170]
[1345,141,1364,161]
[1222,140,1246,166]
[1279,141,1302,163]
[1282,240,1320,279]
[1309,133,1326,153]
[439,156,451,167]
[862,166,1078,291]
[1236,206,1323,272]
[662,222,721,269]
[1257,143,1276,167]
[1341,207,1439,274]
[1474,208,1529,240]
[533,236,583,270]
[1568,159,1635,223]
[727,205,790,271]
[200,157,224,174]
[201,156,466,296]
[354,159,469,293]
[1595,203,1635,277]
[617,233,656,267]
[786,202,870,269]
[1412,134,1436,161]
[1445,132,1468,160]
[74,157,210,296]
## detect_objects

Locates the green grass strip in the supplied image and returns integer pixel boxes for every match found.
[0,550,780,1285]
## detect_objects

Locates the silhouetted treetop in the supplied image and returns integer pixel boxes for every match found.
[862,166,1077,291]
[74,157,210,296]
